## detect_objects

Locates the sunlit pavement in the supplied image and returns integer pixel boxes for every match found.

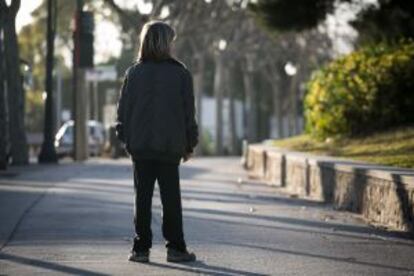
[1,157,414,275]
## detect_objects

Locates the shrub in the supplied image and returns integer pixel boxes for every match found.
[305,40,414,139]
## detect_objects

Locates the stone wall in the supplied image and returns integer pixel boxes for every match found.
[244,144,414,232]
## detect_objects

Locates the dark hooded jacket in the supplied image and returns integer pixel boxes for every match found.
[115,58,199,164]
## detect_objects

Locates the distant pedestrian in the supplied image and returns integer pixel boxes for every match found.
[116,20,198,263]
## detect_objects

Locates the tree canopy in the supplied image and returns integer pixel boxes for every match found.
[248,0,342,32]
[352,0,414,44]
[249,0,414,43]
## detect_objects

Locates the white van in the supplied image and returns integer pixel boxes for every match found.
[54,120,105,157]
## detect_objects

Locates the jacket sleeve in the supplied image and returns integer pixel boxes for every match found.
[183,70,199,153]
[115,72,129,144]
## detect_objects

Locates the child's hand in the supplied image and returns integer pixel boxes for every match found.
[183,153,193,162]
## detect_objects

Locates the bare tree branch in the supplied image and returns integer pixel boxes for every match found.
[10,0,20,16]
[102,0,141,29]
[0,0,6,11]
[0,0,20,16]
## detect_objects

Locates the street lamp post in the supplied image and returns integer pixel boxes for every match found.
[214,39,227,155]
[38,0,58,163]
[284,62,298,136]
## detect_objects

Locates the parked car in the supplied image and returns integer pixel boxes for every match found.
[54,120,105,158]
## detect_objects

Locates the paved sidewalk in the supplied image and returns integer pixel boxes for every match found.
[0,157,414,275]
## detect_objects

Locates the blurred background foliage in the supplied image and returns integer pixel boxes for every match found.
[250,0,414,139]
[249,0,346,32]
[11,0,414,162]
[250,0,414,167]
[305,40,414,139]
[249,0,414,43]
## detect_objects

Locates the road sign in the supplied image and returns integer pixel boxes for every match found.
[85,66,117,82]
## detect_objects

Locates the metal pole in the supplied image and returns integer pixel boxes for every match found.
[75,68,88,160]
[214,53,224,155]
[56,68,62,130]
[0,20,9,169]
[73,0,88,161]
[92,78,98,121]
[38,0,58,163]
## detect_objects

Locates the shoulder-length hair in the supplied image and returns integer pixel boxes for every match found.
[137,21,176,62]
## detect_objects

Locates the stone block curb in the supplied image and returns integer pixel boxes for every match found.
[243,143,414,232]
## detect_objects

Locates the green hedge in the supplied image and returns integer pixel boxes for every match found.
[305,41,414,139]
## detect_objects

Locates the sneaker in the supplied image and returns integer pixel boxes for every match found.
[128,250,149,263]
[167,248,196,263]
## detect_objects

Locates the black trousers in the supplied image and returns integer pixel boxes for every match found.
[132,159,186,252]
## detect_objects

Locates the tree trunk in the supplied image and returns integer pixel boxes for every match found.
[271,81,284,139]
[288,75,298,136]
[243,70,257,143]
[192,54,204,155]
[0,11,9,169]
[213,53,224,155]
[277,89,284,138]
[227,67,238,155]
[3,0,29,165]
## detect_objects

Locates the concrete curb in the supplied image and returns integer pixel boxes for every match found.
[243,143,414,232]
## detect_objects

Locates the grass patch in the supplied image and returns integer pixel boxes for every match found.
[273,127,414,168]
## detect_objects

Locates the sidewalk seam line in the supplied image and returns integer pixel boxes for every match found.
[0,189,50,252]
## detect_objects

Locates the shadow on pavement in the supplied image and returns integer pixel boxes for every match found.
[1,158,414,275]
[180,188,327,207]
[181,208,414,247]
[144,260,267,276]
[216,241,414,273]
[4,161,209,184]
[181,206,412,238]
[0,252,109,276]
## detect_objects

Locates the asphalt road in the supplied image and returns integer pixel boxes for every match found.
[1,157,414,276]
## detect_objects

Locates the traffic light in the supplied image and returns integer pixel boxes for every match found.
[74,11,94,68]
